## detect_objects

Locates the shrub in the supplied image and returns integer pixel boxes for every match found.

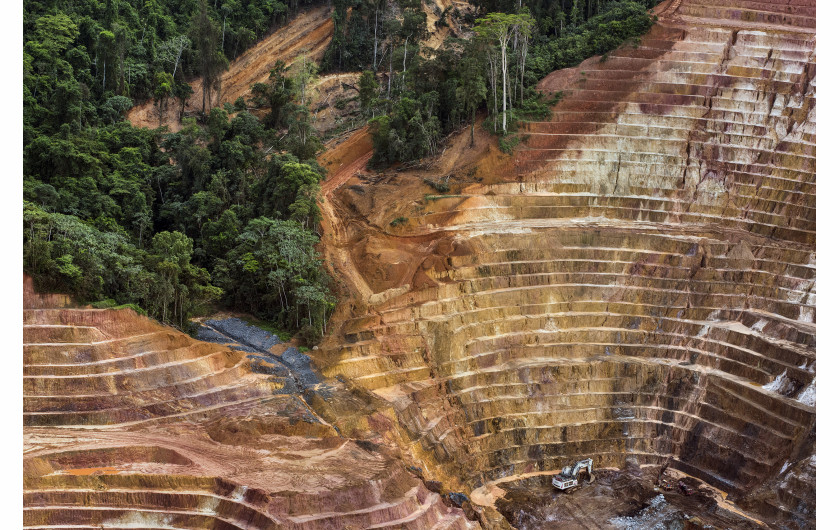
[423,177,451,193]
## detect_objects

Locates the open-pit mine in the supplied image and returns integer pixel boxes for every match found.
[23,0,816,528]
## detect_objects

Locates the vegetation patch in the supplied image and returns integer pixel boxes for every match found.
[499,134,521,154]
[424,194,461,202]
[423,177,451,193]
[23,0,333,339]
[90,299,148,316]
[328,0,657,165]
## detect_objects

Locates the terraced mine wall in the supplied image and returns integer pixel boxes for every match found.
[23,0,816,526]
[316,0,816,527]
[22,274,477,529]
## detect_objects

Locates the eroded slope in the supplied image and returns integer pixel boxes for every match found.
[127,5,334,130]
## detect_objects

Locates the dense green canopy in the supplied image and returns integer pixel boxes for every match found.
[23,0,332,340]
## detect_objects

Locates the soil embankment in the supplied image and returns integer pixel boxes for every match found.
[127,5,334,130]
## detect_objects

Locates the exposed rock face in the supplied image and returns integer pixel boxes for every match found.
[23,0,816,526]
[22,275,477,529]
[315,0,816,527]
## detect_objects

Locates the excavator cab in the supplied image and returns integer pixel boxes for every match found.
[552,458,595,492]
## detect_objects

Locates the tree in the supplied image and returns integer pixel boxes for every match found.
[252,60,294,128]
[399,8,428,74]
[456,48,487,147]
[100,95,133,125]
[157,35,191,78]
[32,14,79,56]
[148,230,222,326]
[359,70,378,114]
[475,12,535,133]
[220,1,238,51]
[368,93,442,166]
[293,52,317,106]
[283,105,323,160]
[190,0,228,114]
[97,30,116,92]
[153,72,174,126]
[173,81,194,122]
[252,158,323,218]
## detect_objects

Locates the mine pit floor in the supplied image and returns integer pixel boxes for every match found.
[495,467,762,529]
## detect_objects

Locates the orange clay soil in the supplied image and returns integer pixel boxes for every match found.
[127,5,334,131]
[23,275,478,529]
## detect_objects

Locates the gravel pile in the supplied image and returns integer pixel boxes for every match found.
[195,326,233,345]
[204,318,283,351]
[609,494,689,530]
[197,317,327,396]
[280,348,321,389]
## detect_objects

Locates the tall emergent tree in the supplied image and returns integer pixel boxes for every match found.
[456,43,487,147]
[475,12,535,133]
[190,0,228,114]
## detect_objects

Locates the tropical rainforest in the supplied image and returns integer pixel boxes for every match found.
[23,0,655,343]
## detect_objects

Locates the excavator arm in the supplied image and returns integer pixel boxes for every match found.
[571,458,593,478]
[552,458,594,491]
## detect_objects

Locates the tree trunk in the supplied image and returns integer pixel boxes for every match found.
[520,36,525,104]
[388,45,393,99]
[172,46,182,78]
[509,30,517,117]
[470,106,476,147]
[489,56,498,131]
[501,44,507,133]
[118,46,125,95]
[373,8,378,70]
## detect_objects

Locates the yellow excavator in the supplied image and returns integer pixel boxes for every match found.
[552,458,595,492]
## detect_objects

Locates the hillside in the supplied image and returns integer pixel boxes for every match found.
[127,6,335,130]
[22,0,817,527]
[127,0,460,132]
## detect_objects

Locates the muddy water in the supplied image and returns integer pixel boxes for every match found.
[495,468,761,529]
